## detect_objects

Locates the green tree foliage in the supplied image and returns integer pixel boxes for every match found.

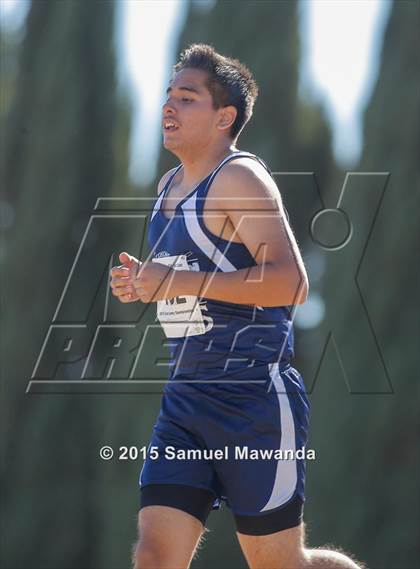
[0,26,21,129]
[305,2,419,567]
[0,2,130,567]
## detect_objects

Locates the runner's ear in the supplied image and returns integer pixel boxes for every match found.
[217,106,237,132]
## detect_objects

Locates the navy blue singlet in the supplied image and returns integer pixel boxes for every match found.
[148,150,294,383]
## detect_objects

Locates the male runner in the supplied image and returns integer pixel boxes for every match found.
[110,44,363,569]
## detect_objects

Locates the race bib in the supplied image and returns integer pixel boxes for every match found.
[152,254,207,338]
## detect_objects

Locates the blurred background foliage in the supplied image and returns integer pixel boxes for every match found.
[0,1,418,568]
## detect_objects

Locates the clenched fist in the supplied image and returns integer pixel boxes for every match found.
[109,252,141,303]
[110,252,175,303]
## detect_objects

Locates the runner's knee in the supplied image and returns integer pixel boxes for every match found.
[133,540,164,569]
[133,505,203,569]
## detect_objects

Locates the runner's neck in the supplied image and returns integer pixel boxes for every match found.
[176,144,238,191]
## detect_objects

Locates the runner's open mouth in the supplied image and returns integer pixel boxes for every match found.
[163,122,180,132]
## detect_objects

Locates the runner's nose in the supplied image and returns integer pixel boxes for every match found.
[162,99,176,115]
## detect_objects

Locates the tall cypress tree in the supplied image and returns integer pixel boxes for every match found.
[1,2,119,567]
[306,3,419,567]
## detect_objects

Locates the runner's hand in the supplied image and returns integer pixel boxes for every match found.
[132,260,174,303]
[110,252,141,303]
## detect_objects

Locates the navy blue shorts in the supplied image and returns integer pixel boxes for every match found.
[139,362,310,535]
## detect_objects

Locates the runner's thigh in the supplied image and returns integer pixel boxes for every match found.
[136,505,204,568]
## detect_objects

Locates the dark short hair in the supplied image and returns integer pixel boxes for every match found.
[173,44,259,139]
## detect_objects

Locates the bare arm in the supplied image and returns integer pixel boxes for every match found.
[164,158,308,307]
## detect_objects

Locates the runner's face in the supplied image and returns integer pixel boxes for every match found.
[162,68,220,151]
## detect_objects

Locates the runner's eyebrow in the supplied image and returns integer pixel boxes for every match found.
[166,85,201,95]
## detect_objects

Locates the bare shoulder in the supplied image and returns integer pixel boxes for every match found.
[157,167,179,195]
[211,156,281,211]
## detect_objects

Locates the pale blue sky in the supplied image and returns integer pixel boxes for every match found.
[299,0,391,166]
[1,0,392,185]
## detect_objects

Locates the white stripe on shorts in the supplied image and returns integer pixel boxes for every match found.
[260,362,297,511]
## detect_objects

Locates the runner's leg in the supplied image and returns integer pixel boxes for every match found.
[132,505,205,569]
[237,524,364,569]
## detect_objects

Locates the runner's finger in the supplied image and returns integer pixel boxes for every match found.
[120,293,136,303]
[110,266,130,277]
[111,277,131,288]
